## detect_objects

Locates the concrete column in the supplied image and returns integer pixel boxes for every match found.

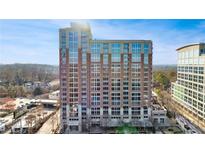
[86,108,90,130]
[100,108,103,118]
[78,102,82,133]
[120,52,124,120]
[148,52,152,106]
[86,52,91,129]
[141,107,144,121]
[148,107,152,118]
[120,107,123,120]
[128,107,132,121]
[100,52,104,122]
[140,52,144,105]
[108,107,112,120]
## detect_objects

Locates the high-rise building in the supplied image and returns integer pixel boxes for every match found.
[59,22,153,133]
[172,43,205,129]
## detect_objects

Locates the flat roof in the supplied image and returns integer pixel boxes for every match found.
[50,90,60,94]
[35,99,58,104]
[12,118,35,128]
[0,98,15,104]
[14,98,32,107]
[176,43,205,51]
[152,104,166,111]
[91,39,152,43]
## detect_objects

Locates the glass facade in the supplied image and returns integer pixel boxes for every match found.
[69,32,78,63]
[132,43,141,62]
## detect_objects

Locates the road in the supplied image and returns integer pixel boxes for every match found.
[176,115,202,134]
[36,109,60,134]
[154,90,203,134]
[1,113,13,125]
[1,113,14,134]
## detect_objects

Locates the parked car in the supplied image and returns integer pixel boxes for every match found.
[184,125,190,130]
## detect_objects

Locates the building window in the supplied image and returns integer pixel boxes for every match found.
[160,118,164,124]
[111,107,120,115]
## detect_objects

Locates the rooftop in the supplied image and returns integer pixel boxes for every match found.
[34,99,58,104]
[12,118,35,129]
[49,79,59,87]
[152,104,166,111]
[50,90,60,95]
[14,98,32,108]
[176,43,205,51]
[0,98,15,104]
[91,39,152,43]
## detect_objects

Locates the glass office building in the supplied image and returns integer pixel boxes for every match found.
[172,43,205,129]
[59,22,153,133]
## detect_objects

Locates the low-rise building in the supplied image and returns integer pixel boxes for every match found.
[24,82,33,90]
[151,104,169,127]
[15,98,32,109]
[0,98,16,111]
[49,90,60,100]
[49,79,59,87]
[11,107,55,134]
[33,81,50,89]
[11,118,35,134]
[34,99,58,108]
[24,81,51,91]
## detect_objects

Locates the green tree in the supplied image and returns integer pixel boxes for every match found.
[167,71,177,82]
[154,71,170,90]
[155,88,162,97]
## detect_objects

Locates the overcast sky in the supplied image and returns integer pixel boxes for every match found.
[0,19,205,65]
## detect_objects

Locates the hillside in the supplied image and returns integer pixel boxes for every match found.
[153,64,177,72]
[0,64,59,84]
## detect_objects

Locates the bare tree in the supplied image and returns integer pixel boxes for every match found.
[25,114,36,134]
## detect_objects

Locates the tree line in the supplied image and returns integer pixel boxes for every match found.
[153,66,177,97]
[0,64,59,85]
[0,64,59,98]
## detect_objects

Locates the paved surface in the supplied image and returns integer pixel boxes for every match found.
[3,129,11,134]
[3,107,55,134]
[155,90,203,134]
[176,115,202,134]
[1,113,13,125]
[36,109,60,134]
[163,92,203,134]
[1,113,14,134]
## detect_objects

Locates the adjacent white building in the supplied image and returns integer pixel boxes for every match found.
[172,43,205,129]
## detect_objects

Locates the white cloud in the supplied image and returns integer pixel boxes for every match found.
[1,19,205,65]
